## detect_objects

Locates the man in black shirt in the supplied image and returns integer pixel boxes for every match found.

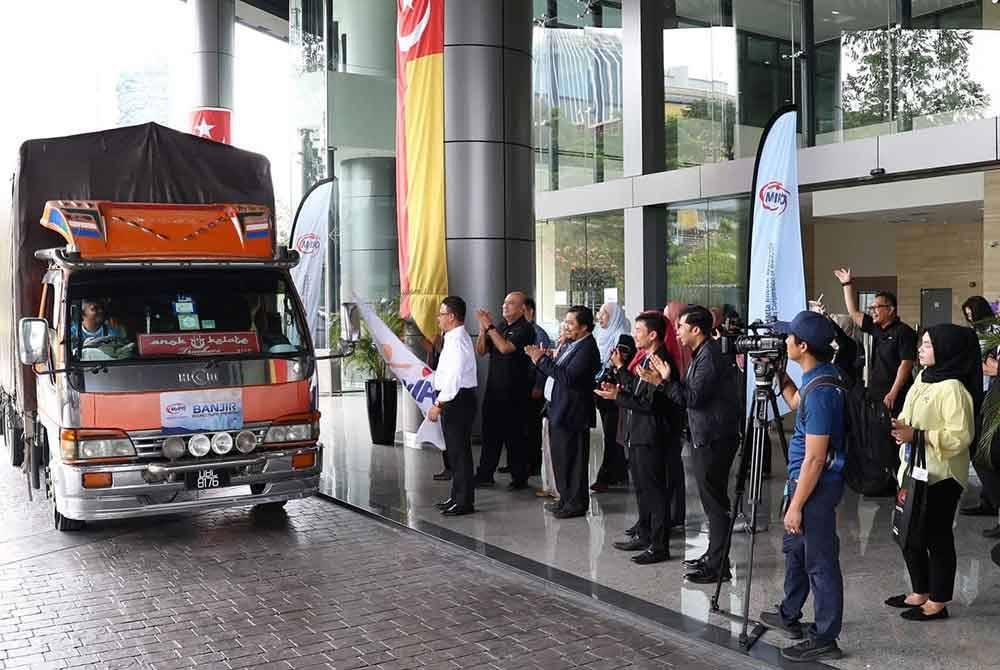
[474,291,537,490]
[833,269,917,416]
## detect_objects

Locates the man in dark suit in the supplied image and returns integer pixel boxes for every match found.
[596,312,685,564]
[527,305,601,519]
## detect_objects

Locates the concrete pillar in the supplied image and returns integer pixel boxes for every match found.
[191,0,235,111]
[339,157,399,301]
[622,0,667,318]
[983,172,1000,302]
[444,0,534,322]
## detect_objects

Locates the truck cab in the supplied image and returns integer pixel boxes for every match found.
[17,200,344,530]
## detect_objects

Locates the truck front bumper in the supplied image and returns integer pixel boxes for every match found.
[51,445,322,521]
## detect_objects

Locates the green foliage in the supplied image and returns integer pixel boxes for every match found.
[347,299,406,381]
[842,29,990,133]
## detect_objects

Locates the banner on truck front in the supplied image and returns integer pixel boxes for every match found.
[356,299,446,451]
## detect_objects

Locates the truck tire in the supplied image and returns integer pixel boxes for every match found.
[53,496,85,532]
[5,407,24,468]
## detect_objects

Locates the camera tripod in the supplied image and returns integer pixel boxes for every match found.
[709,357,788,650]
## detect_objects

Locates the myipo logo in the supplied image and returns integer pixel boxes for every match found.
[758,180,790,215]
[296,233,322,255]
[165,402,187,416]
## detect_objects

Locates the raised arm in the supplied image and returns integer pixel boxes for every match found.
[833,268,864,328]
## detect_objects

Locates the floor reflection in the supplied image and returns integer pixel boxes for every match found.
[318,394,1000,670]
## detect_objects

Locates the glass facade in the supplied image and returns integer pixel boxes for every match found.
[290,0,400,357]
[664,197,750,317]
[533,0,624,191]
[535,212,625,334]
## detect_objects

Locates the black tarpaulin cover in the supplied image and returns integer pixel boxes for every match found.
[1,122,274,412]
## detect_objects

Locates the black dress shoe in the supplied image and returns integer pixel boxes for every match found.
[901,606,949,621]
[434,498,454,510]
[960,503,997,517]
[613,537,650,551]
[441,504,475,516]
[631,549,670,565]
[885,594,925,609]
[544,502,563,512]
[432,469,453,481]
[983,524,1000,539]
[508,481,529,491]
[553,508,587,519]
[590,482,609,493]
[498,465,511,474]
[682,555,707,569]
[684,567,731,584]
[624,523,639,537]
[759,611,803,639]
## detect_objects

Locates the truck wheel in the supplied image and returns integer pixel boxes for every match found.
[252,500,287,520]
[5,408,24,468]
[53,500,85,532]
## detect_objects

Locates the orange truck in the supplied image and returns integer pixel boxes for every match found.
[0,124,352,529]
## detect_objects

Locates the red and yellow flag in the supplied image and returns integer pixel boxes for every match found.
[396,0,447,338]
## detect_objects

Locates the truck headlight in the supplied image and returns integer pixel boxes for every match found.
[188,434,211,457]
[60,429,136,463]
[264,412,320,445]
[211,432,234,455]
[235,430,257,454]
[162,436,186,460]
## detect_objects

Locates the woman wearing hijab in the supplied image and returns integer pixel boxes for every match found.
[887,324,976,622]
[593,303,632,491]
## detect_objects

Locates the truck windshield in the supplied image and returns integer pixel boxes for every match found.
[67,269,309,364]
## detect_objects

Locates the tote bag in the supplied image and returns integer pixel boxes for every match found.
[891,432,929,550]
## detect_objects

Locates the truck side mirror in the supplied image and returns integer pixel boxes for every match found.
[18,318,49,366]
[340,302,361,344]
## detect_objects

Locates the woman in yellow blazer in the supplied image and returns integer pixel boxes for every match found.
[888,324,976,622]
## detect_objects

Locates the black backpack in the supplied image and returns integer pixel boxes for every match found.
[799,373,898,496]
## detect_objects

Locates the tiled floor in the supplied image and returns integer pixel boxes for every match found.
[318,393,1000,670]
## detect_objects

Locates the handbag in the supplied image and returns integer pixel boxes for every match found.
[891,431,929,550]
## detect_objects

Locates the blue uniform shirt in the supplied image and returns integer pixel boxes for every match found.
[788,362,845,482]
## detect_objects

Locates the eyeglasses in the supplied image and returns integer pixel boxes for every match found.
[437,311,451,318]
[868,304,891,311]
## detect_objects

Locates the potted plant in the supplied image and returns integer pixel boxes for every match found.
[348,298,406,445]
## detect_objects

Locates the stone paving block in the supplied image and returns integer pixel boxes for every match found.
[0,460,771,670]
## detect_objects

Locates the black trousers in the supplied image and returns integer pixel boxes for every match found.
[526,396,545,475]
[477,393,530,484]
[667,437,686,527]
[596,399,627,485]
[442,388,477,508]
[692,438,739,571]
[631,443,669,553]
[549,423,590,513]
[903,478,962,602]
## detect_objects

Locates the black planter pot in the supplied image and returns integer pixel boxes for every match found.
[365,379,398,445]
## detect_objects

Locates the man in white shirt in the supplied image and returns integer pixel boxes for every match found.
[429,296,479,516]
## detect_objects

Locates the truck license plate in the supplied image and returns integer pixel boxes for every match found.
[185,469,231,490]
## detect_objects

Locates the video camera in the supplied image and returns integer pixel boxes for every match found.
[717,317,787,361]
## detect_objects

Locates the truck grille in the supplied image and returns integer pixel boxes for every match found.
[129,424,270,460]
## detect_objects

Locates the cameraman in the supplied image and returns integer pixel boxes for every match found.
[642,305,741,584]
[595,313,683,565]
[759,311,845,663]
